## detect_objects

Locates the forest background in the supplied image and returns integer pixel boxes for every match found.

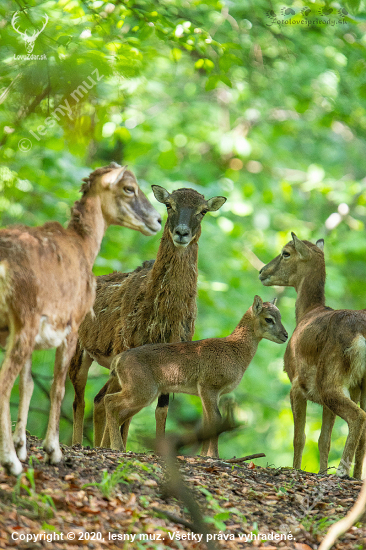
[1,0,366,476]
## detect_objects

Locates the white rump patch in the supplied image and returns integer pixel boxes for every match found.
[0,263,7,280]
[34,316,71,349]
[345,334,366,388]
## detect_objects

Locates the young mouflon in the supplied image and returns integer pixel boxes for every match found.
[97,295,288,457]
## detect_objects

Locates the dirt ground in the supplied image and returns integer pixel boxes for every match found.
[0,435,365,550]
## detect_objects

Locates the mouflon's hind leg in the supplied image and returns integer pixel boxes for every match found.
[353,381,366,479]
[199,387,221,458]
[318,405,336,474]
[70,345,93,445]
[320,389,366,477]
[103,389,143,451]
[155,393,169,439]
[0,318,35,476]
[290,381,307,470]
[43,332,78,464]
[13,358,33,461]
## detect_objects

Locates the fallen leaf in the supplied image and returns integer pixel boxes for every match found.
[144,479,158,487]
[125,493,136,507]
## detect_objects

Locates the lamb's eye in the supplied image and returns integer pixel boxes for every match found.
[166,203,172,210]
[200,209,208,215]
[282,251,290,258]
[265,318,274,325]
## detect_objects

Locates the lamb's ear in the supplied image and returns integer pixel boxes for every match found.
[316,238,324,251]
[206,196,227,211]
[152,185,171,204]
[253,295,263,315]
[271,297,277,306]
[291,232,311,260]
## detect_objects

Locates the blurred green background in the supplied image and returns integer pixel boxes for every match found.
[1,0,366,475]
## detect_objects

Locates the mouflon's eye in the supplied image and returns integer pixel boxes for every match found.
[123,187,135,195]
[282,251,290,258]
[265,318,274,324]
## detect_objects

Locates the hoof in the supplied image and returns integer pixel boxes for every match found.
[2,457,23,476]
[43,446,63,465]
[13,437,27,462]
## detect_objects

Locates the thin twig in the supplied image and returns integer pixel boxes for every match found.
[151,417,237,550]
[224,453,266,463]
[156,436,218,550]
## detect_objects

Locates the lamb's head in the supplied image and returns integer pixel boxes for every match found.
[152,186,226,248]
[82,162,161,236]
[252,296,288,344]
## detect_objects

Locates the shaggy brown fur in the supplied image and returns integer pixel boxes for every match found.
[69,186,226,446]
[259,233,366,478]
[0,163,160,476]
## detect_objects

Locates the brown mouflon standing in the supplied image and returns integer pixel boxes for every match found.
[69,186,227,447]
[98,295,288,457]
[260,232,366,478]
[0,163,161,476]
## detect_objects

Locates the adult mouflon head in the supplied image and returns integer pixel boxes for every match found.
[259,232,325,288]
[151,185,226,248]
[83,162,162,236]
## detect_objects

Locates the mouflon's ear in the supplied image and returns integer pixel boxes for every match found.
[152,185,171,204]
[253,295,263,315]
[291,232,311,260]
[206,196,227,211]
[316,238,324,251]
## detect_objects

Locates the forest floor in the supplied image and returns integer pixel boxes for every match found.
[0,435,365,550]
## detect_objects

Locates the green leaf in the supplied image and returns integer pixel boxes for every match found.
[206,75,220,91]
[220,75,232,87]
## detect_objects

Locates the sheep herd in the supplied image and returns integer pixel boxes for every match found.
[0,162,365,479]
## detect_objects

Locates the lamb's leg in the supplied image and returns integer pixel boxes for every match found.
[199,388,221,458]
[318,405,336,474]
[94,376,121,447]
[13,358,33,461]
[0,321,34,475]
[100,424,110,448]
[290,380,307,470]
[43,332,78,464]
[103,390,143,451]
[70,345,93,445]
[155,393,169,438]
[93,383,108,447]
[121,418,132,449]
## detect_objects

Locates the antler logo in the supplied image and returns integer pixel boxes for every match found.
[12,11,48,53]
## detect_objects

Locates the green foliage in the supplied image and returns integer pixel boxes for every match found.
[1,0,366,473]
[82,460,156,498]
[13,457,56,518]
[200,486,247,531]
[301,516,337,535]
